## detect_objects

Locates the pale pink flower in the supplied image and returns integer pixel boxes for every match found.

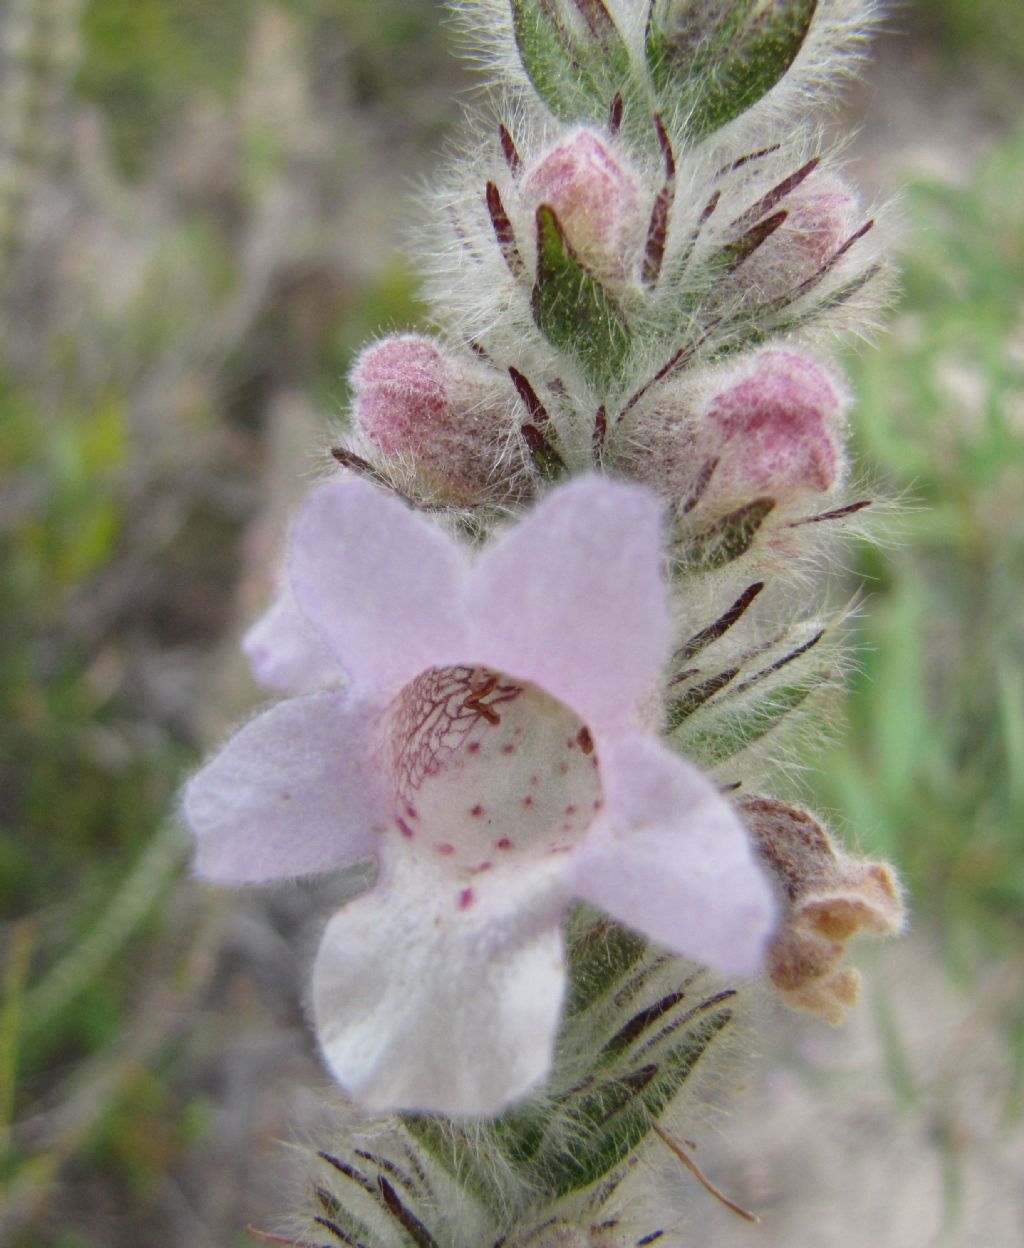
[242,583,343,693]
[184,477,774,1114]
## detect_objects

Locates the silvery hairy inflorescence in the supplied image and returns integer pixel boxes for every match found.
[183,2,906,1244]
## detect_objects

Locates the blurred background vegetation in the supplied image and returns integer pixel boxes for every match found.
[0,1,1021,1245]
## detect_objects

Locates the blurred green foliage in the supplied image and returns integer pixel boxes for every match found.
[79,0,448,176]
[814,126,1024,958]
[908,0,1024,116]
[79,0,251,174]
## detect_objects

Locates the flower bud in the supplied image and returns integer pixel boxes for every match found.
[351,334,514,501]
[782,176,858,271]
[610,350,845,512]
[742,173,859,301]
[520,128,646,284]
[700,349,845,498]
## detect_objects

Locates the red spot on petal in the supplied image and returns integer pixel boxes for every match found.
[529,774,539,786]
[471,861,493,873]
[496,838,514,850]
[577,726,594,755]
[467,742,481,754]
[470,804,485,817]
[522,795,534,808]
[558,761,569,775]
[501,742,516,754]
[435,842,456,855]
[593,799,604,811]
[458,887,475,910]
[564,804,577,815]
[397,817,415,839]
[405,804,419,820]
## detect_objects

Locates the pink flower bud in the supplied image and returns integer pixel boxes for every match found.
[611,351,845,510]
[610,391,702,501]
[353,335,448,456]
[783,176,858,270]
[740,173,859,301]
[351,334,513,500]
[520,129,646,284]
[702,350,845,497]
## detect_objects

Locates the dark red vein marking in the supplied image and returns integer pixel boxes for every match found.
[722,209,788,272]
[593,404,607,460]
[731,629,826,696]
[789,498,872,526]
[781,219,876,306]
[498,124,521,173]
[730,156,820,232]
[508,366,552,427]
[680,456,718,514]
[676,582,765,663]
[619,319,721,417]
[608,91,624,134]
[716,144,781,178]
[486,181,525,277]
[643,115,676,288]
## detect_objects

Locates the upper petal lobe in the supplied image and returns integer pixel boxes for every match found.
[469,478,670,730]
[242,588,346,694]
[290,477,470,695]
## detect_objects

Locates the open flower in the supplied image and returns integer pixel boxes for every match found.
[184,476,774,1114]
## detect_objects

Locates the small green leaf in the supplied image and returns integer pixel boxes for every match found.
[522,422,567,480]
[568,0,632,79]
[647,0,757,92]
[510,0,603,122]
[400,1114,498,1206]
[565,911,648,1016]
[667,667,739,728]
[536,1009,733,1195]
[680,497,775,570]
[696,0,818,138]
[531,204,631,389]
[655,0,818,140]
[682,678,818,764]
[711,208,788,274]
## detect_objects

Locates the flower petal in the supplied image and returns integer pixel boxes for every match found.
[290,477,469,694]
[184,693,385,882]
[571,732,776,975]
[468,478,669,730]
[242,590,345,694]
[312,855,568,1113]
